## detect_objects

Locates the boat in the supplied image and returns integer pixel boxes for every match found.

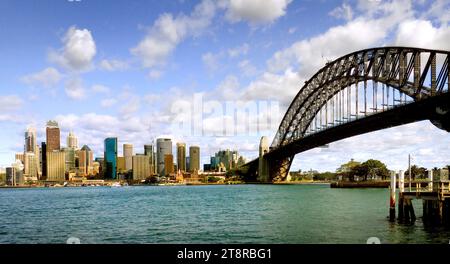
[111,182,122,187]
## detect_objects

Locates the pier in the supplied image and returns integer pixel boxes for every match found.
[390,170,450,225]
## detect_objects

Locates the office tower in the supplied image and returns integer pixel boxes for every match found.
[164,154,174,175]
[144,144,155,175]
[132,155,150,181]
[157,138,172,176]
[46,120,60,152]
[41,142,47,179]
[24,152,38,180]
[176,142,186,172]
[92,162,100,176]
[77,145,93,176]
[11,160,24,186]
[64,147,76,173]
[24,127,37,152]
[189,146,200,172]
[67,131,78,149]
[46,151,65,181]
[123,144,133,171]
[117,157,126,174]
[15,153,24,164]
[6,167,15,186]
[104,138,117,179]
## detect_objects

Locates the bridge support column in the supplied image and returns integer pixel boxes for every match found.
[257,137,270,182]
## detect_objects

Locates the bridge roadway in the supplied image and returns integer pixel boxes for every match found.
[242,92,450,173]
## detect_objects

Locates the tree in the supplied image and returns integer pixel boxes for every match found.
[350,159,389,181]
[404,165,427,180]
[336,159,360,181]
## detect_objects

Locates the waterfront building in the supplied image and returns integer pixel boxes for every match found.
[46,151,66,181]
[144,144,155,175]
[77,145,93,176]
[92,161,100,176]
[24,152,38,181]
[67,131,78,149]
[46,120,60,152]
[157,138,172,176]
[132,155,150,181]
[164,154,174,175]
[189,146,200,173]
[123,144,133,171]
[64,147,76,173]
[41,142,47,179]
[6,167,15,186]
[15,153,24,164]
[104,138,117,179]
[176,142,186,172]
[117,157,126,174]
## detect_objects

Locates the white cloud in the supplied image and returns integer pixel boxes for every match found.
[131,0,216,68]
[91,84,110,94]
[238,60,258,77]
[329,3,353,21]
[144,94,161,104]
[119,96,141,117]
[64,78,86,100]
[227,43,249,58]
[21,67,63,87]
[394,19,450,50]
[0,95,23,112]
[148,70,163,80]
[49,26,97,71]
[288,27,297,34]
[202,52,222,72]
[222,0,293,24]
[100,98,117,108]
[99,59,129,71]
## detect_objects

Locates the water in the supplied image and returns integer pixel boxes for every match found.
[0,184,449,244]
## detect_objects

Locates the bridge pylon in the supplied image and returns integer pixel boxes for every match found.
[258,136,270,182]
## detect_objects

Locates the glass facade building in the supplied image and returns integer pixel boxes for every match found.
[104,137,117,179]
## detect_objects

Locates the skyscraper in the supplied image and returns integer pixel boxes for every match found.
[104,138,117,179]
[189,146,200,172]
[123,144,133,171]
[24,127,36,152]
[132,155,150,181]
[164,154,174,175]
[176,142,186,172]
[46,151,65,181]
[41,142,47,179]
[46,120,60,152]
[157,138,172,176]
[24,152,38,181]
[67,131,78,149]
[144,144,155,175]
[77,145,93,176]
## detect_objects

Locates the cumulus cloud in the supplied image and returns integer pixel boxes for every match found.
[99,59,129,71]
[227,43,249,58]
[394,19,450,50]
[49,26,97,71]
[202,51,222,73]
[100,98,117,108]
[222,0,292,24]
[148,70,163,80]
[21,67,63,87]
[329,3,353,21]
[131,0,216,68]
[91,84,110,94]
[64,78,86,100]
[238,60,258,77]
[0,95,23,112]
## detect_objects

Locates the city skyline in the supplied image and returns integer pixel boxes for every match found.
[1,0,450,172]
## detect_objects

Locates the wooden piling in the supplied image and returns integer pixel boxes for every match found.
[389,171,396,221]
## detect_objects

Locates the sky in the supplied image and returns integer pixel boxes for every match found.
[0,0,449,172]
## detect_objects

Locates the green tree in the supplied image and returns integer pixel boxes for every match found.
[405,165,427,180]
[350,159,389,181]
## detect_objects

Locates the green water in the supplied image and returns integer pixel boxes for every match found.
[0,184,449,243]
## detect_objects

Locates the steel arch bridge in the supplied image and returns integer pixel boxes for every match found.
[239,46,450,182]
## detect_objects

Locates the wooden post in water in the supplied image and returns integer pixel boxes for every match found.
[428,169,433,191]
[389,170,396,221]
[398,170,405,222]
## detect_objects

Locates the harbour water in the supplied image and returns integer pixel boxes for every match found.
[0,184,449,244]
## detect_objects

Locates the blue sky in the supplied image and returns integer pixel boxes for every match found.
[0,0,449,172]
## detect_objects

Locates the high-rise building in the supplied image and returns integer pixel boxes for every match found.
[6,167,15,186]
[24,127,37,152]
[176,142,186,172]
[64,147,76,173]
[77,145,93,176]
[164,154,174,175]
[24,152,38,181]
[46,151,65,181]
[46,120,60,152]
[117,157,126,174]
[123,144,133,171]
[12,160,24,186]
[41,142,47,179]
[157,138,172,176]
[132,155,150,181]
[104,138,117,179]
[189,146,200,172]
[144,144,155,175]
[67,131,78,149]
